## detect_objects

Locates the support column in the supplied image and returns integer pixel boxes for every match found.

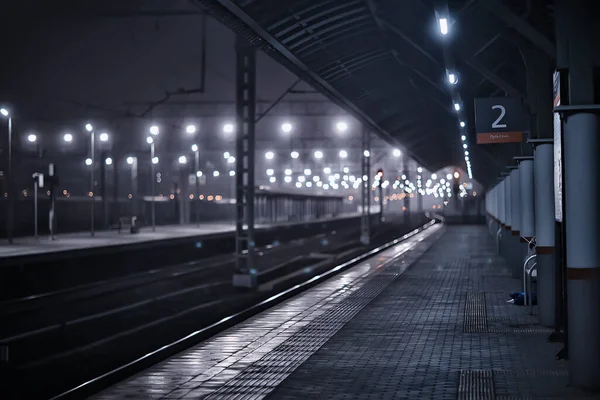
[100,150,108,229]
[510,167,522,278]
[492,184,500,235]
[403,158,410,222]
[517,158,537,307]
[233,36,257,288]
[360,128,370,245]
[502,174,512,263]
[498,177,506,255]
[532,141,556,326]
[555,0,600,387]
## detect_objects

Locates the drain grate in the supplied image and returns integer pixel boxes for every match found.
[487,328,553,334]
[205,273,400,398]
[464,291,488,332]
[493,369,568,377]
[458,370,495,399]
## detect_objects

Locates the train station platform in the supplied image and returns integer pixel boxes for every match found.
[0,213,359,260]
[89,224,594,400]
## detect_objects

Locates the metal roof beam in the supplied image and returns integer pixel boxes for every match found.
[477,0,556,58]
[463,54,524,97]
[207,0,434,169]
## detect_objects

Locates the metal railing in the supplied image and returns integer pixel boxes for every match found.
[523,254,537,307]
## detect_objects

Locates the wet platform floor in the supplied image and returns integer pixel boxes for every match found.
[92,225,595,399]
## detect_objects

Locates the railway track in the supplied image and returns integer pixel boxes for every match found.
[0,218,428,399]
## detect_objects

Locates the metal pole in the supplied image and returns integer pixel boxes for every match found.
[7,117,13,244]
[34,178,38,241]
[360,128,371,245]
[233,36,257,288]
[100,150,107,229]
[90,130,95,237]
[131,157,138,217]
[151,143,156,231]
[195,150,200,227]
[379,184,383,223]
[49,163,56,241]
[510,168,521,279]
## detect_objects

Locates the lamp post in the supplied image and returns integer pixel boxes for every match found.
[192,144,200,227]
[85,123,95,237]
[98,133,110,229]
[148,125,159,231]
[1,108,13,243]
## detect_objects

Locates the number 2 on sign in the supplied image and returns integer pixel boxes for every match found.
[491,105,507,128]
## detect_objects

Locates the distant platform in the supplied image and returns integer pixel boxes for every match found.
[0,213,359,260]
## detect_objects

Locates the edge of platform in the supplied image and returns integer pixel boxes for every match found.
[50,215,443,400]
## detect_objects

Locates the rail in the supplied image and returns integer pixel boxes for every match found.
[50,216,439,399]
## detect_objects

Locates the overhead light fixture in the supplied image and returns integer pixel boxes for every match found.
[393,148,401,157]
[335,121,348,133]
[461,135,466,141]
[448,73,457,84]
[454,103,461,111]
[460,121,465,128]
[186,125,196,134]
[222,123,234,134]
[439,18,448,35]
[281,122,292,133]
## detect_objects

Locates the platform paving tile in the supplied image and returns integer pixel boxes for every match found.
[269,226,594,399]
[91,226,440,399]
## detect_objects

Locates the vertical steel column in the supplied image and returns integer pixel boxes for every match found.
[233,36,257,288]
[503,175,512,263]
[403,158,410,220]
[555,0,600,387]
[90,130,96,237]
[360,128,370,245]
[6,116,13,243]
[532,142,556,325]
[518,159,536,279]
[497,178,506,255]
[131,157,138,218]
[100,150,108,229]
[510,167,522,279]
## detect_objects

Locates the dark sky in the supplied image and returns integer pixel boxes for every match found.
[0,0,325,123]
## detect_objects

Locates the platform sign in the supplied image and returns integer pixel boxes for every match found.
[475,97,525,144]
[553,70,563,222]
